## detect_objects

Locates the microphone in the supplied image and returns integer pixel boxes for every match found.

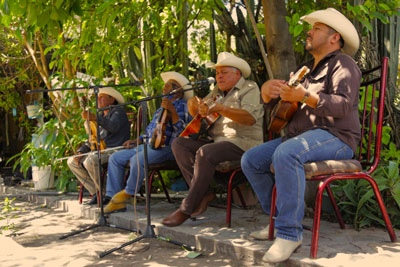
[169,77,215,95]
[187,77,215,86]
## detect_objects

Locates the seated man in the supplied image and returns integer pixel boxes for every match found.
[162,52,264,227]
[68,87,130,205]
[241,8,361,263]
[104,71,192,213]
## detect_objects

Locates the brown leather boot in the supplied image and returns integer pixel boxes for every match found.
[162,209,190,227]
[191,193,216,217]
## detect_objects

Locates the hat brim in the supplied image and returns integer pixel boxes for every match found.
[206,56,251,78]
[301,8,359,56]
[99,87,125,104]
[161,71,193,100]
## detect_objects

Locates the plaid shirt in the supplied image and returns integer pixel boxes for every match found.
[142,97,192,146]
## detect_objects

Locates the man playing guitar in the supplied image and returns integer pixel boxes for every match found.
[241,8,362,263]
[103,72,192,213]
[162,52,264,227]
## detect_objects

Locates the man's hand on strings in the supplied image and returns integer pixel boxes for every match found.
[261,79,286,103]
[161,98,175,113]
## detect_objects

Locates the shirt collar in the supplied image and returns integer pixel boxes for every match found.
[217,76,246,95]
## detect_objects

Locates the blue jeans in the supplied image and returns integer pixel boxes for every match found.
[106,144,175,197]
[241,129,354,242]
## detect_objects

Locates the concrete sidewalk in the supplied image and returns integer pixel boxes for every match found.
[1,183,399,266]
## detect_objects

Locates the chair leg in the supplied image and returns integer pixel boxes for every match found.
[269,185,277,240]
[235,186,247,208]
[364,176,397,242]
[310,179,327,259]
[158,173,172,203]
[325,184,345,229]
[226,170,238,228]
[79,183,83,204]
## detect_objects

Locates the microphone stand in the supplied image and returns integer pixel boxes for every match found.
[98,86,200,257]
[27,82,142,239]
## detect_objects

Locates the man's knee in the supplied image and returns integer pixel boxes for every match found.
[83,155,97,169]
[171,137,184,154]
[67,157,80,169]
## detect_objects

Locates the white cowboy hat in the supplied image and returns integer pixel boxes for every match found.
[206,52,251,78]
[161,71,193,100]
[301,8,360,56]
[99,87,125,104]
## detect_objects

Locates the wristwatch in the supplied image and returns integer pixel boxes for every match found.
[301,91,310,103]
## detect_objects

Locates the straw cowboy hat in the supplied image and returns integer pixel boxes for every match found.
[161,71,194,100]
[99,87,125,104]
[206,52,251,78]
[301,8,360,56]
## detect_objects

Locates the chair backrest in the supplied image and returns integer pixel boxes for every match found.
[357,57,388,175]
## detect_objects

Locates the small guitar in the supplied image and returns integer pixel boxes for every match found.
[179,94,223,138]
[268,66,310,133]
[149,108,171,149]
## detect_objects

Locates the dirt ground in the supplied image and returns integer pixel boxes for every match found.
[0,199,245,267]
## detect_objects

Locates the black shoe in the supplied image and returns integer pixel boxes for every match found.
[102,196,111,206]
[87,194,97,205]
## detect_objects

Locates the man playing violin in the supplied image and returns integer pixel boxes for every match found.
[162,52,264,227]
[104,71,192,213]
[241,8,361,263]
[67,87,130,205]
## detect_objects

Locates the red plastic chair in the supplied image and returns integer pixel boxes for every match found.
[268,57,397,258]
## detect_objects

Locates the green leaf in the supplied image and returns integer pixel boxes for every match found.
[388,161,399,179]
[72,0,83,16]
[50,7,59,21]
[4,0,10,14]
[55,0,64,9]
[27,3,38,25]
[133,45,142,60]
[371,11,389,24]
[358,17,373,32]
[378,3,391,11]
[293,24,303,37]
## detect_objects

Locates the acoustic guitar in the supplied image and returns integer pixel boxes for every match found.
[149,108,171,149]
[179,94,223,138]
[268,66,310,133]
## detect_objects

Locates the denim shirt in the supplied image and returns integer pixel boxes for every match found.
[142,97,192,146]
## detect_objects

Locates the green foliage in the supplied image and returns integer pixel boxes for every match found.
[0,197,19,236]
[332,156,400,230]
[0,26,37,138]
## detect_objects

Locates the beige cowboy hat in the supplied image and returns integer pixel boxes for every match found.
[161,71,194,100]
[206,52,251,78]
[99,87,125,104]
[301,8,360,56]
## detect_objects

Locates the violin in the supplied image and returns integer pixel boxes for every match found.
[150,108,171,149]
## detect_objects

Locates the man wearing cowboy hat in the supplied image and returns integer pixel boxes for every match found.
[103,71,193,213]
[162,52,264,227]
[241,8,361,263]
[68,87,130,205]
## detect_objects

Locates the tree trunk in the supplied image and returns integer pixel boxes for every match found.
[262,0,296,80]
